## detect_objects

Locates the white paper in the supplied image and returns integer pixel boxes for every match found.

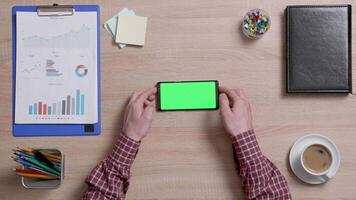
[15,12,98,124]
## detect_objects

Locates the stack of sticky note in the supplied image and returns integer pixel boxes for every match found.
[104,8,148,48]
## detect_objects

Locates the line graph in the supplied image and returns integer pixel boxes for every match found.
[21,65,40,73]
[20,60,41,74]
[23,24,90,48]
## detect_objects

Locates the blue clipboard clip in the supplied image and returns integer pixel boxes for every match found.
[12,4,101,137]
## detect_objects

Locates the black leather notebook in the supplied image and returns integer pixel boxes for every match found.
[286,5,352,93]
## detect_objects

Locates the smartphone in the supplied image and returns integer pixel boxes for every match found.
[157,80,219,111]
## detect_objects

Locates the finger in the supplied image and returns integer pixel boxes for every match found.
[132,88,155,116]
[148,94,156,101]
[219,93,232,115]
[219,87,239,102]
[136,87,157,103]
[144,99,155,107]
[233,88,247,99]
[219,86,229,93]
[142,102,155,119]
[232,89,241,96]
[129,92,140,103]
[124,93,137,120]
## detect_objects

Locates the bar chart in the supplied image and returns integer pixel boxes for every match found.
[28,89,85,116]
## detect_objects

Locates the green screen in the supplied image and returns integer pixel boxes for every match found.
[159,81,218,110]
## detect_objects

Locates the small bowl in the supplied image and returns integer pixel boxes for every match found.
[242,9,271,39]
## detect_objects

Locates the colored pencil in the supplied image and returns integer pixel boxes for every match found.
[13,167,58,178]
[13,157,39,169]
[33,150,55,168]
[13,150,35,160]
[13,147,63,180]
[19,156,60,176]
[13,150,61,169]
[15,172,58,180]
[18,147,61,160]
[15,148,61,163]
[40,152,61,161]
[17,147,33,153]
[53,162,61,167]
[36,151,61,161]
[27,166,60,178]
[13,167,59,179]
[13,168,42,175]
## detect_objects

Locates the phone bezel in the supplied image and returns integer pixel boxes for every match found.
[156,80,219,111]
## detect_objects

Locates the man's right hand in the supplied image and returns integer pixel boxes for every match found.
[219,87,253,137]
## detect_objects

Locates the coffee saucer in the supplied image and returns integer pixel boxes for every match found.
[289,134,340,184]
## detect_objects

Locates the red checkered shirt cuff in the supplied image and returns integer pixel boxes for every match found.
[108,134,141,168]
[232,129,263,164]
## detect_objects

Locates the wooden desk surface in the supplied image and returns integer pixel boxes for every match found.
[1,0,356,199]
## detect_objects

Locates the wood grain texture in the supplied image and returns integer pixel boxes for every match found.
[1,0,356,199]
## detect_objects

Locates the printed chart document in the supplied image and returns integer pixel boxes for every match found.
[15,12,98,124]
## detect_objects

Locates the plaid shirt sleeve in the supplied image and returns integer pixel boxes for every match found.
[232,130,291,200]
[82,135,140,200]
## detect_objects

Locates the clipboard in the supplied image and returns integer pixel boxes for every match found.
[12,4,101,137]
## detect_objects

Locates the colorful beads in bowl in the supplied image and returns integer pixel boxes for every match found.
[242,9,271,39]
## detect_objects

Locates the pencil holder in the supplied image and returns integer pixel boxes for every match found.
[21,149,65,189]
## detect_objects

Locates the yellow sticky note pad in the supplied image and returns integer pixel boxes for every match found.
[116,15,147,46]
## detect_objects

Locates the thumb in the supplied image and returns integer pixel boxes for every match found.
[219,93,232,116]
[142,102,155,120]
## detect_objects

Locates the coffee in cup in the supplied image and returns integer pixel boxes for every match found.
[301,144,332,175]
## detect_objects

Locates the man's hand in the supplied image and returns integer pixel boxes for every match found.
[219,87,253,137]
[122,87,157,142]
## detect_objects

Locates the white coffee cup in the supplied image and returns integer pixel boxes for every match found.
[300,143,333,176]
